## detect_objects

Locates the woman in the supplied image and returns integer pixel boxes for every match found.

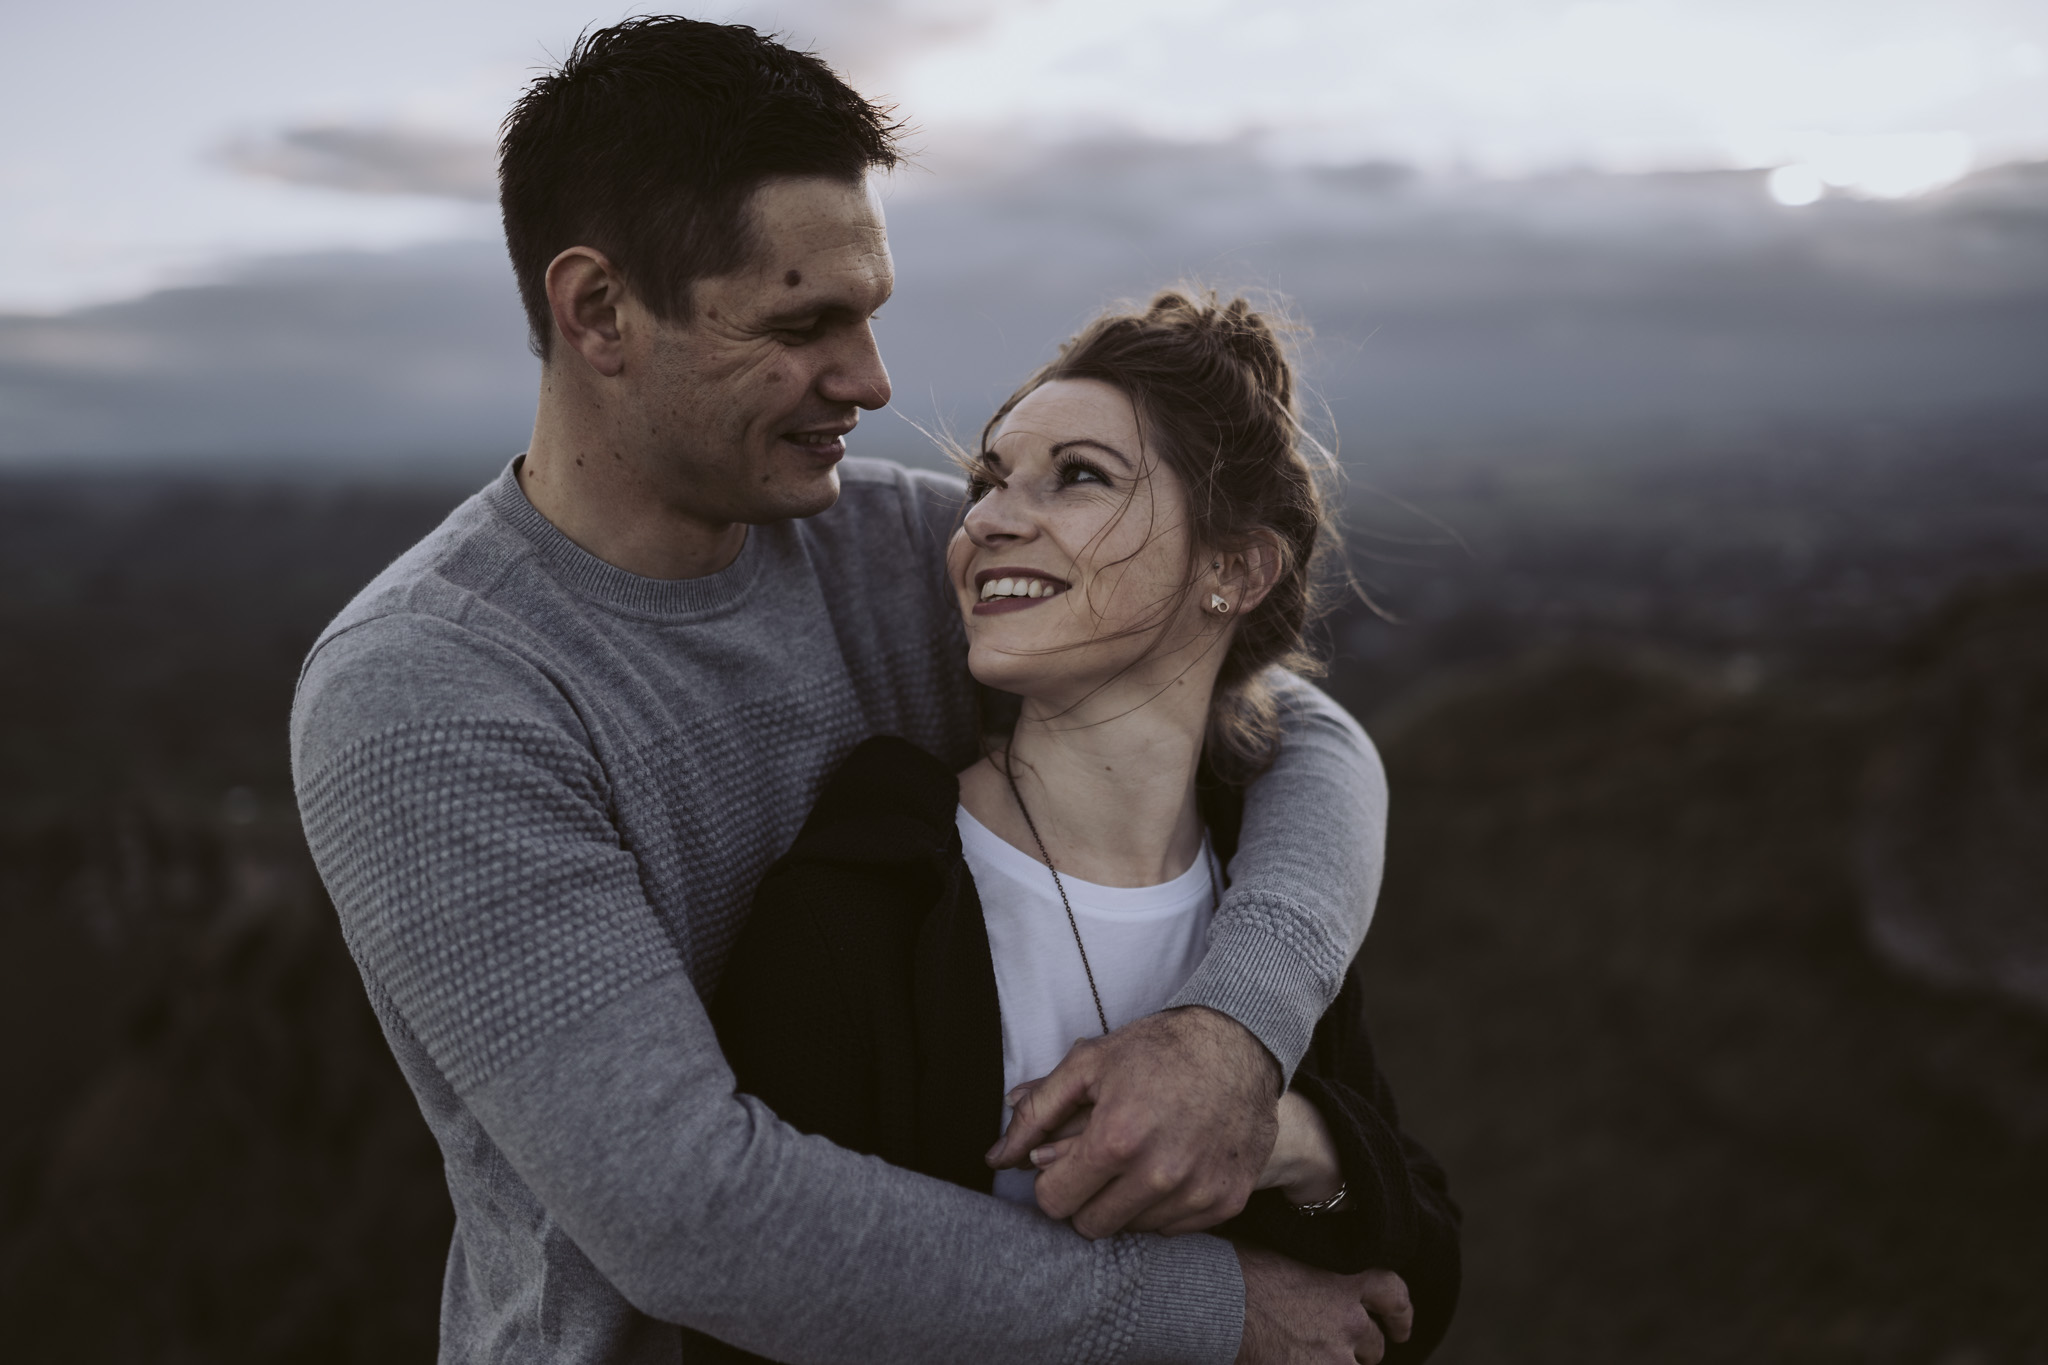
[711,290,1459,1360]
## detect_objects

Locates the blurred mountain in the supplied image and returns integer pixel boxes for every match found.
[0,810,448,1361]
[3,149,2046,469]
[1859,574,2048,1012]
[0,245,533,471]
[1365,646,2048,1364]
[885,148,2048,448]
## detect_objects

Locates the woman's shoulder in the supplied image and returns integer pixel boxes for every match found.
[722,736,975,1012]
[783,736,963,867]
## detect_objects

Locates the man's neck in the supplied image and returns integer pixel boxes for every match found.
[520,397,746,582]
[958,679,1213,889]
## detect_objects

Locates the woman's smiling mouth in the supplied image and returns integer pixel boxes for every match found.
[973,568,1070,614]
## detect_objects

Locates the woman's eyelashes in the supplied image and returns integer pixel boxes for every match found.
[965,451,1115,503]
[966,457,1004,503]
[1055,454,1113,489]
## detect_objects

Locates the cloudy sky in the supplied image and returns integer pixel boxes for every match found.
[2,2,2045,468]
[3,0,2045,312]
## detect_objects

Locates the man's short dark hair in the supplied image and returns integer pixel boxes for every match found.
[500,16,904,358]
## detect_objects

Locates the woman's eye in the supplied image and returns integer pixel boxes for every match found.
[966,459,1004,502]
[1057,458,1111,488]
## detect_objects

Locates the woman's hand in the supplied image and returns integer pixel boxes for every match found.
[1258,1090,1345,1208]
[1016,1085,1343,1216]
[1003,1086,1090,1163]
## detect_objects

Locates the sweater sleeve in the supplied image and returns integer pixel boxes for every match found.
[292,614,1244,1365]
[1169,670,1389,1077]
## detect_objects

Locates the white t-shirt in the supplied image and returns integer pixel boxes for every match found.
[956,804,1219,1209]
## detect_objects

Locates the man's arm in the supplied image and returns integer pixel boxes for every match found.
[1171,669,1387,1070]
[292,613,1242,1365]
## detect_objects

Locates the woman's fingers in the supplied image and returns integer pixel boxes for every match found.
[1048,1105,1091,1142]
[1028,1137,1078,1168]
[986,1045,1100,1168]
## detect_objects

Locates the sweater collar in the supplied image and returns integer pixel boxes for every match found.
[484,457,765,618]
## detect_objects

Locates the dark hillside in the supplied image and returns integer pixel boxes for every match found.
[1363,651,2048,1363]
[1,420,2044,1361]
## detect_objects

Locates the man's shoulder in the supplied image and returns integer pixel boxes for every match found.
[312,480,519,652]
[835,454,965,496]
[291,480,578,777]
[820,457,966,549]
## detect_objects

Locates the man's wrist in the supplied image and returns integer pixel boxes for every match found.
[1172,1003,1283,1096]
[1164,914,1334,1082]
[1130,1234,1244,1365]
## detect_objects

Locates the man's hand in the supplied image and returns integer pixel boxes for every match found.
[1237,1246,1412,1365]
[984,1005,1282,1238]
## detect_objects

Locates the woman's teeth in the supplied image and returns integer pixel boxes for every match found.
[980,577,1064,601]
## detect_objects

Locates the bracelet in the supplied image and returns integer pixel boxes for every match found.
[1290,1184,1348,1216]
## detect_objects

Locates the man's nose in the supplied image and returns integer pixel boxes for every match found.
[819,323,891,411]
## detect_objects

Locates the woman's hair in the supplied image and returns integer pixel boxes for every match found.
[975,286,1340,781]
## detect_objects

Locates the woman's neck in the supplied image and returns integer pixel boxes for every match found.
[958,682,1212,888]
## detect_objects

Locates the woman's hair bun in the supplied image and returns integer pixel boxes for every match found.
[1140,289,1294,412]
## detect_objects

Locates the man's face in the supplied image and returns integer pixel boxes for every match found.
[625,175,894,526]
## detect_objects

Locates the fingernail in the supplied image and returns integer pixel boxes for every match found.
[985,1142,1004,1163]
[1030,1145,1057,1167]
[1004,1086,1026,1105]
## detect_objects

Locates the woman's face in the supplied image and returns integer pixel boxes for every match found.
[947,378,1215,707]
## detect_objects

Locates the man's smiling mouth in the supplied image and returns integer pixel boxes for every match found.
[781,421,854,457]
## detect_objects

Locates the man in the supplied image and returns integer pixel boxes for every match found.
[292,17,1398,1364]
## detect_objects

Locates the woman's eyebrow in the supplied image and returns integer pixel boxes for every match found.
[1048,438,1134,472]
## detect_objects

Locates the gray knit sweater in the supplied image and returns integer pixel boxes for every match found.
[290,458,1387,1365]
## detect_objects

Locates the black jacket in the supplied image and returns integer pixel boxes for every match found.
[707,736,1460,1361]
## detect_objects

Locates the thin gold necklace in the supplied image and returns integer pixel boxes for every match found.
[1001,748,1222,1038]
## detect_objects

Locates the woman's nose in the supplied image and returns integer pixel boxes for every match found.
[961,482,1035,547]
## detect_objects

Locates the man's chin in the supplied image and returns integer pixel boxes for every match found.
[752,467,842,524]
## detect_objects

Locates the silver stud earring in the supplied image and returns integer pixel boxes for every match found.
[1210,593,1231,614]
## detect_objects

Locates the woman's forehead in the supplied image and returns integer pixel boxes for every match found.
[993,379,1143,454]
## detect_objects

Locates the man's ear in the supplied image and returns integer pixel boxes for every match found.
[1220,531,1286,615]
[544,247,628,378]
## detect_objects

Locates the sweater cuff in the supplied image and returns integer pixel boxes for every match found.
[1124,1233,1243,1365]
[1166,911,1336,1083]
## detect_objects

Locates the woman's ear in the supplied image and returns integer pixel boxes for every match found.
[1218,531,1286,615]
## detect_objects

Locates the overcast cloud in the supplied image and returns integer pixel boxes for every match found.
[5,149,2044,472]
[219,126,499,202]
